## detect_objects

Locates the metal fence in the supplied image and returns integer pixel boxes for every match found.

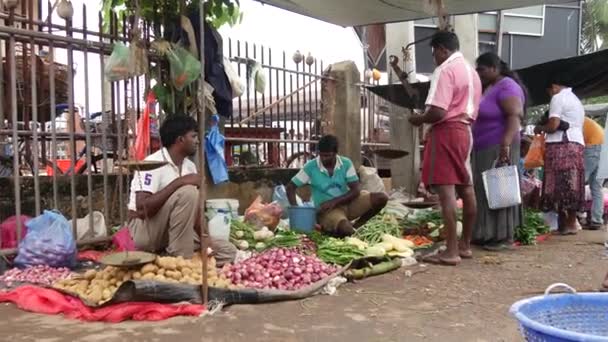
[0,2,390,256]
[222,39,324,169]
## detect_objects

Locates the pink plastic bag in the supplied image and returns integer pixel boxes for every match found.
[0,215,30,249]
[244,196,283,230]
[112,227,136,251]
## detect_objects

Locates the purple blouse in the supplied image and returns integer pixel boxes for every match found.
[472,77,524,151]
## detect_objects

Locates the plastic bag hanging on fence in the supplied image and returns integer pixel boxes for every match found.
[223,57,244,98]
[205,114,229,184]
[14,210,76,268]
[246,59,266,94]
[167,46,202,91]
[132,92,156,161]
[104,43,131,82]
[104,41,148,82]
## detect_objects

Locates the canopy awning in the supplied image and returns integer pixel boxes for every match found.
[367,49,608,109]
[255,0,576,27]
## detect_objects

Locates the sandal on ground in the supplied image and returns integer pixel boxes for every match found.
[422,254,460,266]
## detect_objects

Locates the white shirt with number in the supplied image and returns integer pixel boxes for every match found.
[546,87,585,145]
[127,148,198,211]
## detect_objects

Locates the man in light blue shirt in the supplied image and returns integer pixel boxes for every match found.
[286,135,388,236]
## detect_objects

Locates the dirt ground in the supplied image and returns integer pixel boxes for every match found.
[0,231,606,342]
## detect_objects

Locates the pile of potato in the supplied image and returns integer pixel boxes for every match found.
[53,255,233,306]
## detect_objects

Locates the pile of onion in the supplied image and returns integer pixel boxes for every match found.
[0,265,72,287]
[221,248,337,291]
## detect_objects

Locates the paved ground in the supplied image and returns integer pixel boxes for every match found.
[0,231,606,342]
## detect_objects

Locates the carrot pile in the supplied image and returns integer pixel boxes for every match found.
[403,235,433,247]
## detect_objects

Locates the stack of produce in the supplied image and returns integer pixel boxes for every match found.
[345,235,414,258]
[0,265,72,287]
[354,213,402,244]
[231,220,302,252]
[221,248,338,291]
[53,256,232,306]
[403,235,434,248]
[515,209,551,245]
[401,209,463,242]
[316,238,366,265]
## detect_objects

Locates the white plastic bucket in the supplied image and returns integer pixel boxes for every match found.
[206,198,239,219]
[208,212,231,241]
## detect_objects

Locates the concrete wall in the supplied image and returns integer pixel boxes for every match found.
[0,169,308,225]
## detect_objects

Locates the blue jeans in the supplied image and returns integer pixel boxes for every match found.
[585,145,604,225]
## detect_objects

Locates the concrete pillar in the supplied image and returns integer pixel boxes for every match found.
[321,61,361,167]
[386,21,419,194]
[453,14,479,65]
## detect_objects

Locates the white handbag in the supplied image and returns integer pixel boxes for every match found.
[482,162,522,210]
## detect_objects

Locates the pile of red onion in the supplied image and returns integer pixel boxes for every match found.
[0,265,72,287]
[221,248,337,291]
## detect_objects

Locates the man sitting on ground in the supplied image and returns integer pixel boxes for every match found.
[127,115,236,265]
[286,135,388,237]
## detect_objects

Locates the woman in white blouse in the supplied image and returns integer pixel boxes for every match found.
[534,77,585,235]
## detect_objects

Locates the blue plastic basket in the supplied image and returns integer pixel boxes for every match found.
[510,283,608,342]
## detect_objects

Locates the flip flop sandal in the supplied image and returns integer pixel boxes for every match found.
[483,243,516,252]
[423,254,460,266]
[459,251,473,259]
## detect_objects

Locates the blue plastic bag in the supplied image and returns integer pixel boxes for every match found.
[206,114,229,185]
[14,210,77,268]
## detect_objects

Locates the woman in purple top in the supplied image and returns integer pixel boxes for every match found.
[471,53,526,251]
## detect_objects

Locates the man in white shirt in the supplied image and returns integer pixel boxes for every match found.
[127,115,236,264]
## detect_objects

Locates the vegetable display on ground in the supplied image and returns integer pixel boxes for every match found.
[221,248,338,291]
[54,256,231,306]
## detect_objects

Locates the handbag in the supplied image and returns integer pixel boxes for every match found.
[482,160,522,210]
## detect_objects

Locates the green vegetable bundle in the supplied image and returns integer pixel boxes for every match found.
[354,214,402,244]
[515,209,550,245]
[266,230,302,249]
[316,238,365,265]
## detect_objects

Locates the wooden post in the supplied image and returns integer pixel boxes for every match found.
[197,1,208,306]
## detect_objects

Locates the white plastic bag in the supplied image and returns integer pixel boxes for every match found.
[359,165,385,193]
[272,185,302,219]
[223,56,244,98]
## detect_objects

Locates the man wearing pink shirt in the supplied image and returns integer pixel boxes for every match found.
[408,31,482,265]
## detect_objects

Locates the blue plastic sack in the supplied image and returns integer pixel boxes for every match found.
[14,210,77,268]
[206,114,229,185]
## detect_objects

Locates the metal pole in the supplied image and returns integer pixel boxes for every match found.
[496,10,504,57]
[83,4,94,235]
[8,11,22,246]
[198,0,208,306]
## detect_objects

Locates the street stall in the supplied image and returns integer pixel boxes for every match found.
[0,0,569,324]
